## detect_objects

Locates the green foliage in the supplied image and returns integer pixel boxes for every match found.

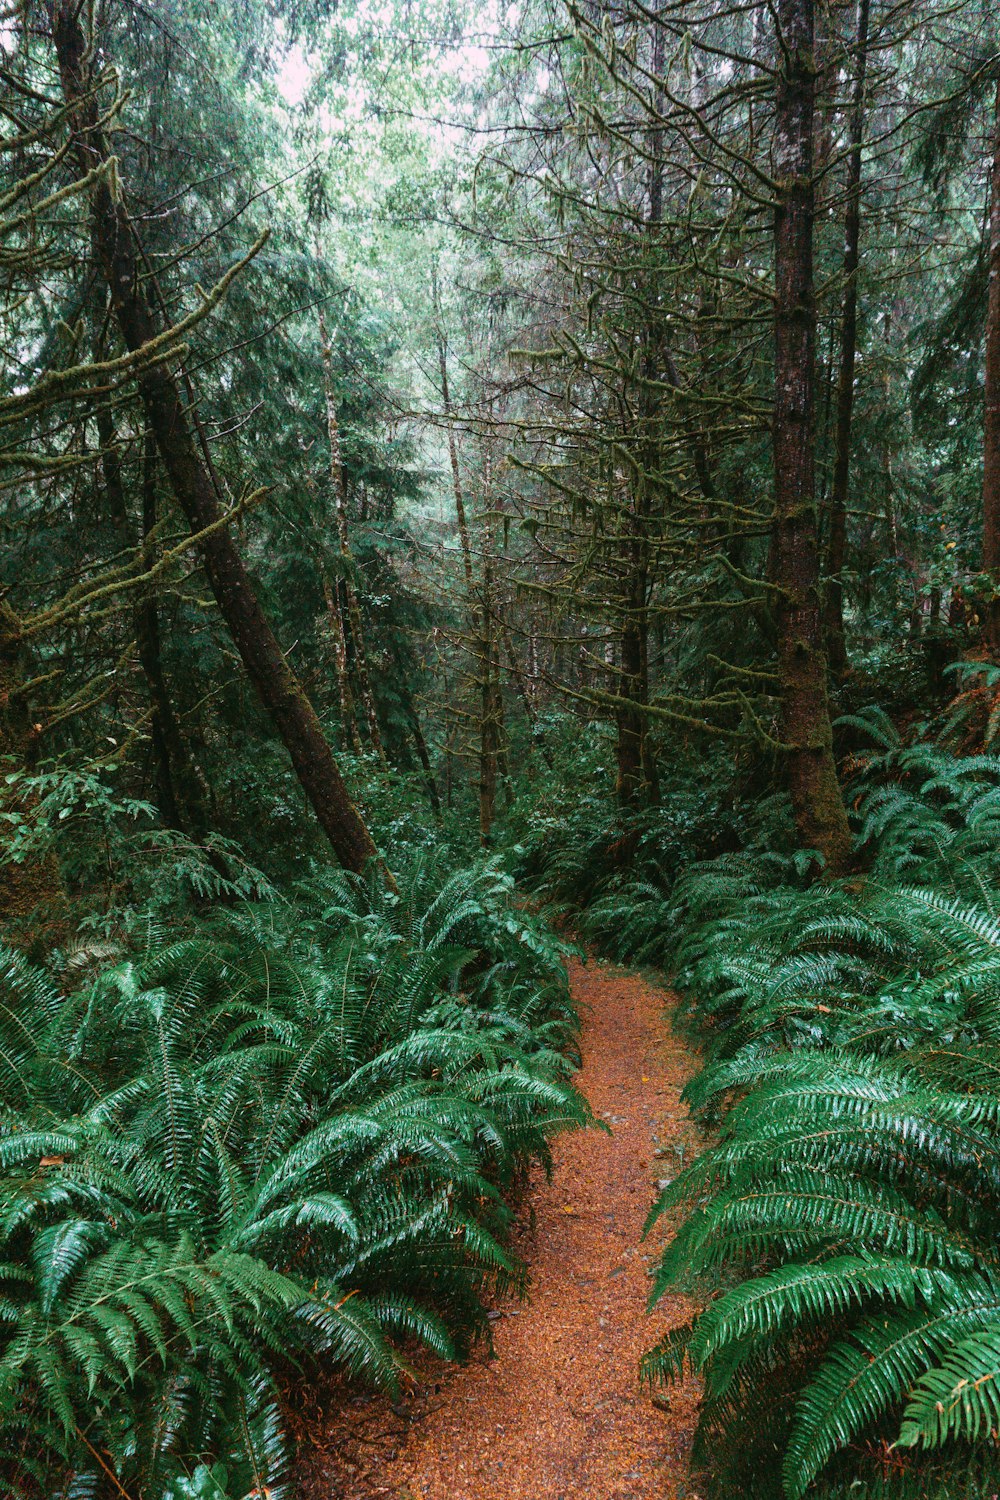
[507,725,776,955]
[642,731,1000,1497]
[0,855,588,1498]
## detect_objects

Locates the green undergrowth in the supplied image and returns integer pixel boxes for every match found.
[519,708,1000,1498]
[647,723,1000,1498]
[0,850,588,1499]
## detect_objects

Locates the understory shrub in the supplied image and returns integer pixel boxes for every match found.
[0,854,587,1499]
[507,725,768,928]
[642,729,1000,1498]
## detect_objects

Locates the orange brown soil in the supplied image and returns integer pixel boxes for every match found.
[298,956,703,1500]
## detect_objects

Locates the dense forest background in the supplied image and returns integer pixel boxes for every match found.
[4,0,1000,1496]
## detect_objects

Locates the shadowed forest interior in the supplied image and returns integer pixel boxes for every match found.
[3,0,1000,1496]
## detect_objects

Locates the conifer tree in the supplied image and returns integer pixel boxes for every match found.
[49,0,385,878]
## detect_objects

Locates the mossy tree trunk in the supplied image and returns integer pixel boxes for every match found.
[615,4,664,812]
[615,564,657,808]
[52,0,384,881]
[824,0,871,677]
[321,571,364,757]
[432,269,506,843]
[135,433,187,835]
[317,293,386,762]
[478,599,500,844]
[770,0,853,874]
[984,74,1000,653]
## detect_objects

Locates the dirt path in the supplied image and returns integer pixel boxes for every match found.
[299,956,703,1500]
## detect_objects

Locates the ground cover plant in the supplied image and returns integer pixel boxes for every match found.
[0,855,587,1498]
[637,730,1000,1498]
[5,0,1000,1495]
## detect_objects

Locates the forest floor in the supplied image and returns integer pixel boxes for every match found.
[296,957,704,1500]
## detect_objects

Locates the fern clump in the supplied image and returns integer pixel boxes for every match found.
[644,736,1000,1498]
[0,857,588,1499]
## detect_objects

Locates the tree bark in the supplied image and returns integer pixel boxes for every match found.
[432,269,505,841]
[408,702,441,817]
[984,74,1000,652]
[52,1,384,880]
[432,267,476,597]
[615,605,646,807]
[93,344,206,839]
[478,547,502,845]
[616,554,658,807]
[136,432,188,834]
[614,5,664,811]
[316,293,385,762]
[385,635,441,815]
[770,0,853,873]
[321,570,364,757]
[824,0,871,676]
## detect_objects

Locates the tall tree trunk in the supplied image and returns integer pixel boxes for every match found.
[478,539,503,845]
[770,0,853,873]
[52,2,384,881]
[615,496,658,808]
[614,5,664,811]
[432,269,503,840]
[408,703,441,817]
[95,375,194,837]
[615,600,646,806]
[432,267,475,597]
[316,293,385,761]
[136,432,188,834]
[385,635,441,815]
[444,697,455,811]
[984,74,1000,653]
[321,571,364,757]
[825,0,871,676]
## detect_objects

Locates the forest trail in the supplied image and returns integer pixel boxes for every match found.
[300,956,704,1500]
